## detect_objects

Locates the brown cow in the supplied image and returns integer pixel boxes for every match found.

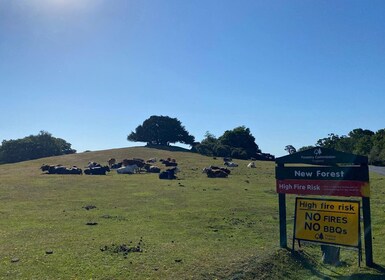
[107,158,116,168]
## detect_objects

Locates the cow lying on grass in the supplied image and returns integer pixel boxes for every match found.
[224,161,238,167]
[160,158,178,167]
[84,166,110,175]
[41,164,82,175]
[122,159,146,173]
[116,164,138,174]
[203,166,230,178]
[87,161,104,168]
[144,164,161,173]
[159,167,179,180]
[247,161,256,168]
[146,158,157,163]
[110,162,123,169]
[107,158,116,168]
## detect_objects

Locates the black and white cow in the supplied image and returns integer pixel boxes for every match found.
[84,166,110,175]
[40,164,82,175]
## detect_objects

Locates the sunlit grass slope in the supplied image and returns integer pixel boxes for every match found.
[0,146,384,279]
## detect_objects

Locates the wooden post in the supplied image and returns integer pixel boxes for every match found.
[362,196,373,267]
[279,193,287,248]
[321,245,340,265]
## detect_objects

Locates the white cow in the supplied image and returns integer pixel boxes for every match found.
[247,162,256,168]
[116,164,138,174]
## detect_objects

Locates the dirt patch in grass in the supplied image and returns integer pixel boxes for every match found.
[100,214,127,221]
[83,205,97,210]
[223,217,256,228]
[100,238,144,257]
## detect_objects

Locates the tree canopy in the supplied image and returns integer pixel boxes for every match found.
[0,131,76,164]
[194,126,261,159]
[127,115,195,146]
[301,128,385,165]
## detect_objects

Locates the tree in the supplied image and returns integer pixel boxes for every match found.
[201,131,217,146]
[369,129,385,165]
[285,128,385,165]
[348,129,374,156]
[284,145,296,154]
[230,147,249,159]
[218,126,260,158]
[298,145,315,152]
[213,144,231,157]
[194,131,218,156]
[127,115,195,146]
[194,127,262,159]
[316,129,376,156]
[316,133,342,149]
[316,133,353,153]
[0,131,76,164]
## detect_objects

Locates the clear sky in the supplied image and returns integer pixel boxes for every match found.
[1,0,384,157]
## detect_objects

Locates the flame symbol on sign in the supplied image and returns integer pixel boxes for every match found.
[315,233,324,240]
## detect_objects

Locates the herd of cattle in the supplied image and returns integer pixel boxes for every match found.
[40,157,256,179]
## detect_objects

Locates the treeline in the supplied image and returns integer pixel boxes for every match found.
[0,131,76,164]
[5,118,383,166]
[299,128,385,165]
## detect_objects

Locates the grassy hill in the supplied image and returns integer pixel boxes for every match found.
[0,146,385,279]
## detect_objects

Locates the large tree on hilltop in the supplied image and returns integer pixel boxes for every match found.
[127,115,195,146]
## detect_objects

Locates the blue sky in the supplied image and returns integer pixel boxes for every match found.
[1,0,384,157]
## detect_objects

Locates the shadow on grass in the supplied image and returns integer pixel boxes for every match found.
[334,263,385,280]
[218,248,385,280]
[370,263,385,273]
[290,249,385,280]
[145,144,192,152]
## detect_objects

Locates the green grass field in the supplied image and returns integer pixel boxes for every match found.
[0,146,385,279]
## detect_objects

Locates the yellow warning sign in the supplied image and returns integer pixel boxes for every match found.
[294,198,360,247]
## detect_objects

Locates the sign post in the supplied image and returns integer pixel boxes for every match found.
[362,196,373,266]
[275,147,373,266]
[279,192,287,248]
[278,163,287,248]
